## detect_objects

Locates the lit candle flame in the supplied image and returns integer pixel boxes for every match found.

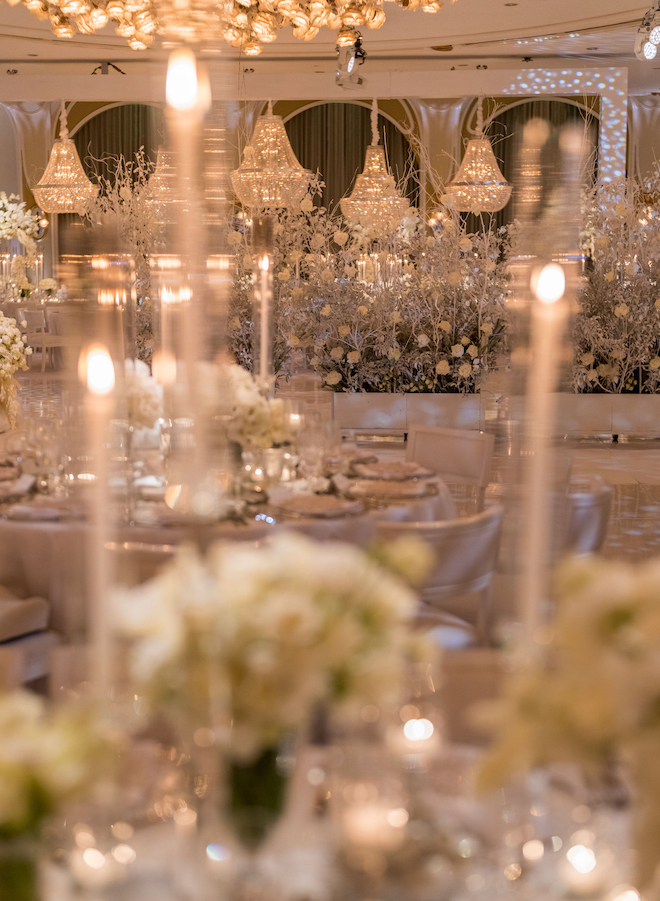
[532,263,565,304]
[81,345,115,396]
[166,48,210,112]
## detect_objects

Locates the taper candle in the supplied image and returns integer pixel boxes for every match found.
[82,344,115,699]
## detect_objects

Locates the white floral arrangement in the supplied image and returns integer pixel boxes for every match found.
[0,691,107,839]
[200,360,292,450]
[573,176,660,394]
[9,256,33,298]
[0,193,39,256]
[114,532,426,761]
[227,179,510,394]
[0,313,31,429]
[125,358,163,430]
[477,555,660,887]
[39,278,58,296]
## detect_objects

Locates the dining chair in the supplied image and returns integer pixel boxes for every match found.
[406,424,495,511]
[376,504,504,644]
[562,479,614,556]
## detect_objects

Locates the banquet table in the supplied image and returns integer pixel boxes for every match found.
[0,469,457,640]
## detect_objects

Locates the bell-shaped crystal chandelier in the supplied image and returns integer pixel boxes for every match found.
[231,102,311,210]
[33,102,98,215]
[445,97,512,215]
[341,100,410,239]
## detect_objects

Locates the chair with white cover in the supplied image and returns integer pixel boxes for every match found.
[22,308,80,372]
[406,425,495,511]
[562,478,613,556]
[0,589,60,689]
[376,505,504,645]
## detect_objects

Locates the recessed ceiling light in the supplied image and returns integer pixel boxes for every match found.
[504,3,518,6]
[431,45,453,51]
[586,46,599,50]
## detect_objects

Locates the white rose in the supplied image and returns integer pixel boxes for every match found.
[390,311,402,324]
[387,348,401,361]
[451,344,464,357]
[448,271,461,285]
[320,304,331,317]
[347,351,360,364]
[338,325,351,337]
[301,197,314,212]
[425,236,435,248]
[480,322,493,335]
[436,360,450,375]
[417,334,430,347]
[358,305,368,315]
[242,254,253,268]
[605,271,615,282]
[650,357,660,371]
[439,320,451,332]
[467,344,478,358]
[321,268,334,284]
[459,362,472,378]
[330,346,344,360]
[227,231,242,246]
[288,335,300,347]
[581,352,595,366]
[325,371,342,385]
[334,231,349,246]
[278,268,291,282]
[614,303,629,318]
[459,237,473,252]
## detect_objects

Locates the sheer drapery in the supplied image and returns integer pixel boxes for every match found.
[464,98,598,232]
[59,103,164,256]
[284,102,418,213]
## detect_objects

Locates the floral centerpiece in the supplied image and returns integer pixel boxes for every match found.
[0,314,31,429]
[477,555,660,888]
[200,360,292,455]
[125,358,163,431]
[38,279,58,298]
[0,194,39,256]
[114,533,426,849]
[0,691,108,901]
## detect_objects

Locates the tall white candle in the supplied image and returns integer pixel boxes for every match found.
[258,252,273,387]
[519,263,568,637]
[82,344,115,699]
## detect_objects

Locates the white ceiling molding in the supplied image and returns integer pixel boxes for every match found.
[0,66,627,180]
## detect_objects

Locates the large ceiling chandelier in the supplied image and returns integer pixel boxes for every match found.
[32,102,99,215]
[340,100,410,239]
[231,102,312,209]
[9,0,458,53]
[444,97,512,215]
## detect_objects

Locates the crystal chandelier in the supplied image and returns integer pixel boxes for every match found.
[340,100,410,239]
[445,97,512,215]
[32,102,99,215]
[10,0,458,54]
[231,102,311,209]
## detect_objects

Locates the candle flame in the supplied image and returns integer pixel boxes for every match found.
[532,263,565,304]
[259,254,270,272]
[80,345,115,396]
[153,349,177,385]
[166,48,210,112]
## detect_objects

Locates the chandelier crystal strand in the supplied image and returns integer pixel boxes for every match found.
[13,0,458,53]
[445,96,512,215]
[231,101,311,210]
[340,99,410,239]
[33,101,99,215]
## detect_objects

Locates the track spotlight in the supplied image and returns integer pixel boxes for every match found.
[635,3,660,61]
[336,32,367,87]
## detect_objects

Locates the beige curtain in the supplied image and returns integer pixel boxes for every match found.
[284,102,418,214]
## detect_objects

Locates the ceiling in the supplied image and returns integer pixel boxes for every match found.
[0,0,658,94]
